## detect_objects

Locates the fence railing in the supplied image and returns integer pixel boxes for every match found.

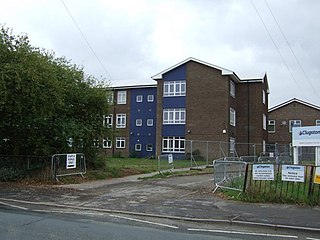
[243,164,320,204]
[213,160,320,204]
[51,153,86,181]
[0,155,51,181]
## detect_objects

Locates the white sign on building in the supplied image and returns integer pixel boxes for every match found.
[253,164,274,180]
[281,165,305,182]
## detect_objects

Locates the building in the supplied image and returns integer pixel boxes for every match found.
[152,57,269,159]
[103,57,269,159]
[102,84,157,158]
[268,98,320,156]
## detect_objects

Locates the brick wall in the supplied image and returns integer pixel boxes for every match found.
[269,101,320,145]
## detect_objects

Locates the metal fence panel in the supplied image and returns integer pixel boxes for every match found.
[51,153,86,181]
[212,159,247,193]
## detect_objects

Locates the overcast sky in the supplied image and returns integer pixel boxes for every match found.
[1,0,319,107]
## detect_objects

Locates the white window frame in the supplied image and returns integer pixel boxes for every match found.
[229,137,235,153]
[117,91,126,104]
[103,138,112,148]
[136,119,142,127]
[147,119,154,126]
[289,120,301,132]
[316,120,320,126]
[147,95,154,102]
[146,144,153,152]
[263,114,267,130]
[93,139,99,148]
[135,144,142,151]
[136,95,143,103]
[116,137,125,149]
[230,108,236,126]
[103,114,113,128]
[116,114,126,128]
[230,80,235,98]
[268,120,275,133]
[163,108,186,124]
[107,93,114,104]
[163,81,186,97]
[162,137,185,153]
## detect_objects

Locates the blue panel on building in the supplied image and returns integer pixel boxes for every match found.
[163,97,186,108]
[163,64,186,81]
[129,87,157,158]
[162,125,185,136]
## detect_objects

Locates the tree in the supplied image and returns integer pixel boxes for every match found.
[0,26,110,161]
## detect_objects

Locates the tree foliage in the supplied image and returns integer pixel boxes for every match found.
[0,26,110,160]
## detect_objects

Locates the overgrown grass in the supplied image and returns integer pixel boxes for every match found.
[219,176,320,206]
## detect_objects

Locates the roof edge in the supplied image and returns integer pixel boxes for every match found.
[151,57,240,82]
[269,98,320,112]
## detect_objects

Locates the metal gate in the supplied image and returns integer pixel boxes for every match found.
[51,153,86,181]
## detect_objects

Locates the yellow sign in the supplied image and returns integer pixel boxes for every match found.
[314,167,320,184]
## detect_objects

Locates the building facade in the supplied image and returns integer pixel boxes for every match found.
[268,98,320,155]
[102,85,157,158]
[152,58,269,159]
[103,58,269,159]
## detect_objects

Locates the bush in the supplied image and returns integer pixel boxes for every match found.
[0,167,22,182]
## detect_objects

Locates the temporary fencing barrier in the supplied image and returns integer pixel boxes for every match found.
[243,164,320,204]
[51,153,86,181]
[212,158,247,193]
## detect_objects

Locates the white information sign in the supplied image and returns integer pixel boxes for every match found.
[66,154,77,169]
[168,154,173,164]
[253,164,274,180]
[281,165,305,182]
[292,126,320,147]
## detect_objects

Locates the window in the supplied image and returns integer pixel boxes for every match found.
[289,120,301,132]
[262,140,266,154]
[230,108,236,126]
[230,80,235,98]
[93,139,99,148]
[103,114,113,128]
[136,95,143,102]
[164,81,186,97]
[116,114,126,128]
[136,119,142,126]
[117,91,126,104]
[107,92,114,104]
[147,95,154,102]
[163,108,186,124]
[162,137,185,153]
[262,90,266,104]
[146,144,153,152]
[147,119,154,126]
[103,138,112,148]
[263,114,267,130]
[316,120,320,126]
[268,120,275,133]
[229,137,235,154]
[116,137,125,148]
[135,144,142,151]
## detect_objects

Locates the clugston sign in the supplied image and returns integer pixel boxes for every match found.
[292,125,320,166]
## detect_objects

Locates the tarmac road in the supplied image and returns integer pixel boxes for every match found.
[0,172,320,234]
